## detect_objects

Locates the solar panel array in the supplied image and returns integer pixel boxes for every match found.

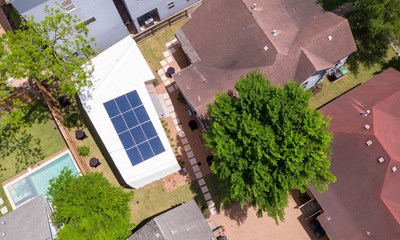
[103,90,165,166]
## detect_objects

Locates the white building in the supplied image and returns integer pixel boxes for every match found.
[79,36,180,188]
[9,0,129,51]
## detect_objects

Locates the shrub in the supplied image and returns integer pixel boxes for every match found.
[78,146,90,156]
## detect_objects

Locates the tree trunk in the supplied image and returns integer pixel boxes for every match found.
[27,77,44,101]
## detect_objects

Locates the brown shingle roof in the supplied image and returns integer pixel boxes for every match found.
[310,68,400,240]
[174,0,356,116]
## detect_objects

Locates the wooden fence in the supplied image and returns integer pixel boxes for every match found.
[133,2,202,43]
[36,83,90,174]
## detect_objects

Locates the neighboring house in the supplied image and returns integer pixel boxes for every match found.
[79,35,180,188]
[128,200,216,240]
[122,0,201,33]
[0,195,57,239]
[8,0,129,51]
[174,0,357,117]
[309,68,400,239]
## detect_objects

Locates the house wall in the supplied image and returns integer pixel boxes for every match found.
[302,70,326,89]
[11,0,129,52]
[122,0,200,33]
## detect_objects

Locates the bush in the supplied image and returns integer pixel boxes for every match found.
[78,146,90,156]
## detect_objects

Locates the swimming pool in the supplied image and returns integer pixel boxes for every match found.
[4,150,80,209]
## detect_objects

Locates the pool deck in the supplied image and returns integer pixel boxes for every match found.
[2,149,81,209]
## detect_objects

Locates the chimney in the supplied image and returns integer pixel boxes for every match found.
[392,166,397,173]
[377,157,385,164]
[365,140,372,146]
[364,124,371,130]
[328,35,333,41]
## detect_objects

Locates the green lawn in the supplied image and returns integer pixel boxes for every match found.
[310,48,397,109]
[138,19,188,84]
[0,100,66,212]
[130,180,203,225]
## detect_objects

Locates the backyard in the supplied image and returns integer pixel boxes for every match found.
[0,100,66,211]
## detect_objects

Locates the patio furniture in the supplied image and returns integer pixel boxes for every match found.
[89,157,100,168]
[75,130,87,140]
[188,120,198,131]
[166,67,175,78]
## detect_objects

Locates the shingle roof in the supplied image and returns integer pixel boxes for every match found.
[310,68,400,239]
[0,195,54,240]
[128,200,215,240]
[174,0,356,116]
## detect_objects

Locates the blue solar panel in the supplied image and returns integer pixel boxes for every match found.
[126,147,142,165]
[119,131,135,149]
[149,137,165,155]
[111,115,127,133]
[115,95,131,113]
[141,121,157,139]
[104,100,120,117]
[134,106,150,123]
[122,110,139,128]
[130,126,146,144]
[126,91,142,108]
[103,90,165,166]
[138,142,154,160]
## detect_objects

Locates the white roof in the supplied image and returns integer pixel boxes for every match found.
[80,36,180,188]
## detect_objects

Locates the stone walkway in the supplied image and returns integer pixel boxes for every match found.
[157,39,217,215]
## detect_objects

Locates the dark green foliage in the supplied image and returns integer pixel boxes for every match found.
[77,146,90,156]
[48,170,132,240]
[204,71,336,222]
[347,0,400,71]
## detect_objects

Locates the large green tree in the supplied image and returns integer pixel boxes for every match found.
[0,7,95,141]
[0,7,95,96]
[204,71,336,222]
[347,0,400,70]
[48,170,132,240]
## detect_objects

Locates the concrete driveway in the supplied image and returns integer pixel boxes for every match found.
[208,196,327,240]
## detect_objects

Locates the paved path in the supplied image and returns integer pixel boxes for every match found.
[157,40,217,214]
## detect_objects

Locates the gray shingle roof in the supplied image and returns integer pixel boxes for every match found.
[128,200,215,240]
[174,0,357,117]
[0,195,54,240]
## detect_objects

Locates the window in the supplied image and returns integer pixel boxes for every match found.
[82,16,96,26]
[167,1,175,9]
[61,0,76,13]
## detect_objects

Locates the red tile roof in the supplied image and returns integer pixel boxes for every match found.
[311,68,400,239]
[174,0,356,116]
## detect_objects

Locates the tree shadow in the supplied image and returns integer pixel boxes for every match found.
[377,55,400,73]
[24,100,53,125]
[223,202,250,226]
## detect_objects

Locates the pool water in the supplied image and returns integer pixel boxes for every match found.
[7,152,79,207]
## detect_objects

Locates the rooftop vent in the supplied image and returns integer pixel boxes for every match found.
[377,157,385,164]
[361,110,371,117]
[392,166,397,173]
[272,29,277,36]
[364,124,371,130]
[328,35,333,41]
[264,45,269,51]
[197,96,201,101]
[251,3,257,10]
[366,140,373,146]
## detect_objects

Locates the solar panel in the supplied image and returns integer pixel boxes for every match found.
[103,90,165,166]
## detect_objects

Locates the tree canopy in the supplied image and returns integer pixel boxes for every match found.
[0,7,95,143]
[48,170,132,240]
[347,0,400,70]
[204,71,336,222]
[0,7,95,96]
